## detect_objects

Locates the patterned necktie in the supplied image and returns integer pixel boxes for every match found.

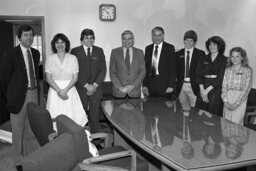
[125,48,130,70]
[27,49,36,89]
[185,51,190,78]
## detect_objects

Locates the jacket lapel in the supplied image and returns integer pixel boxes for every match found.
[16,46,27,72]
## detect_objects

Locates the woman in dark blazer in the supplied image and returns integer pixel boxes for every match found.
[195,36,227,116]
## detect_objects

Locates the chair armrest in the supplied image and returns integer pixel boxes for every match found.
[91,133,110,148]
[245,112,256,124]
[82,150,136,171]
[78,163,129,171]
[48,132,58,142]
[0,129,12,144]
[246,106,256,112]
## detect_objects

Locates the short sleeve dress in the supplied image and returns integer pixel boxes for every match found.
[45,53,88,127]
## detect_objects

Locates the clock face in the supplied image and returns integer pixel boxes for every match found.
[99,4,116,21]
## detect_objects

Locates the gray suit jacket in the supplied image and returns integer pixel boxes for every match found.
[110,47,146,98]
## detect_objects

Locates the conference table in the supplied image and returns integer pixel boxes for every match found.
[101,97,256,171]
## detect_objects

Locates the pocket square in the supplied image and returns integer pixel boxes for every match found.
[179,55,184,58]
[203,62,209,64]
[92,56,98,60]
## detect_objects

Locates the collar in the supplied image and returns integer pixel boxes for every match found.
[154,42,163,49]
[20,44,30,55]
[185,47,194,54]
[83,45,93,51]
[123,47,133,51]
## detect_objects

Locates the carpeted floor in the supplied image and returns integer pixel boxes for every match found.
[0,142,16,171]
[0,121,16,171]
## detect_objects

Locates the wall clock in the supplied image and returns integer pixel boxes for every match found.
[99,4,116,21]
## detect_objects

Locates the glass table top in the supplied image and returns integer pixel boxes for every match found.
[102,97,256,170]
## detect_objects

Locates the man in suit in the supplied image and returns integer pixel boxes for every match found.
[176,30,205,110]
[143,26,176,98]
[0,25,40,165]
[71,29,106,133]
[110,30,145,99]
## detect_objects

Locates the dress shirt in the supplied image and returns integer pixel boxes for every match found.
[184,47,194,82]
[151,42,163,75]
[83,45,93,56]
[151,116,162,147]
[123,47,133,65]
[20,44,37,88]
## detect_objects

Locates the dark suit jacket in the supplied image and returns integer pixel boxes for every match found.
[143,41,176,97]
[0,45,40,114]
[176,48,205,96]
[109,47,146,97]
[70,45,106,105]
[143,99,176,147]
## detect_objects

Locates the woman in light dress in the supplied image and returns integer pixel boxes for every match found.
[221,47,252,125]
[45,33,88,128]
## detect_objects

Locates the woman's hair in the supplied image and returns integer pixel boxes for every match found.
[51,33,70,53]
[225,141,243,160]
[226,47,250,68]
[205,36,226,55]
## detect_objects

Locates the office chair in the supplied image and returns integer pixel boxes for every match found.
[27,102,112,148]
[56,114,149,171]
[26,102,57,146]
[20,132,130,171]
[244,88,256,125]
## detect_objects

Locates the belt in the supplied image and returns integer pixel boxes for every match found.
[204,75,217,78]
[28,86,37,90]
[184,80,190,83]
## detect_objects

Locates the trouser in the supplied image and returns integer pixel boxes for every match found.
[10,89,40,165]
[87,97,100,133]
[178,83,197,111]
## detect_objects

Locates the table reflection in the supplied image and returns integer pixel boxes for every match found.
[111,99,145,140]
[102,98,256,170]
[221,119,249,160]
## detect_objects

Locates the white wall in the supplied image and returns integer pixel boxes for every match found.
[0,0,256,87]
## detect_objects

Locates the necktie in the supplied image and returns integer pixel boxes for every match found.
[87,47,92,83]
[151,46,158,76]
[185,51,190,78]
[125,49,130,70]
[154,45,158,59]
[152,116,159,146]
[184,116,188,140]
[27,49,36,89]
[87,47,90,57]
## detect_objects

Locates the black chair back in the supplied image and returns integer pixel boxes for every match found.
[27,102,55,146]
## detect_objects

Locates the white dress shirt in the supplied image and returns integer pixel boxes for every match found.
[20,44,37,87]
[184,47,194,82]
[151,42,163,75]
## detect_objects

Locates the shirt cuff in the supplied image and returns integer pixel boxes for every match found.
[93,83,98,88]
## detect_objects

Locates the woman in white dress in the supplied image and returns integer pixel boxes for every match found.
[45,33,88,128]
[221,47,252,125]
